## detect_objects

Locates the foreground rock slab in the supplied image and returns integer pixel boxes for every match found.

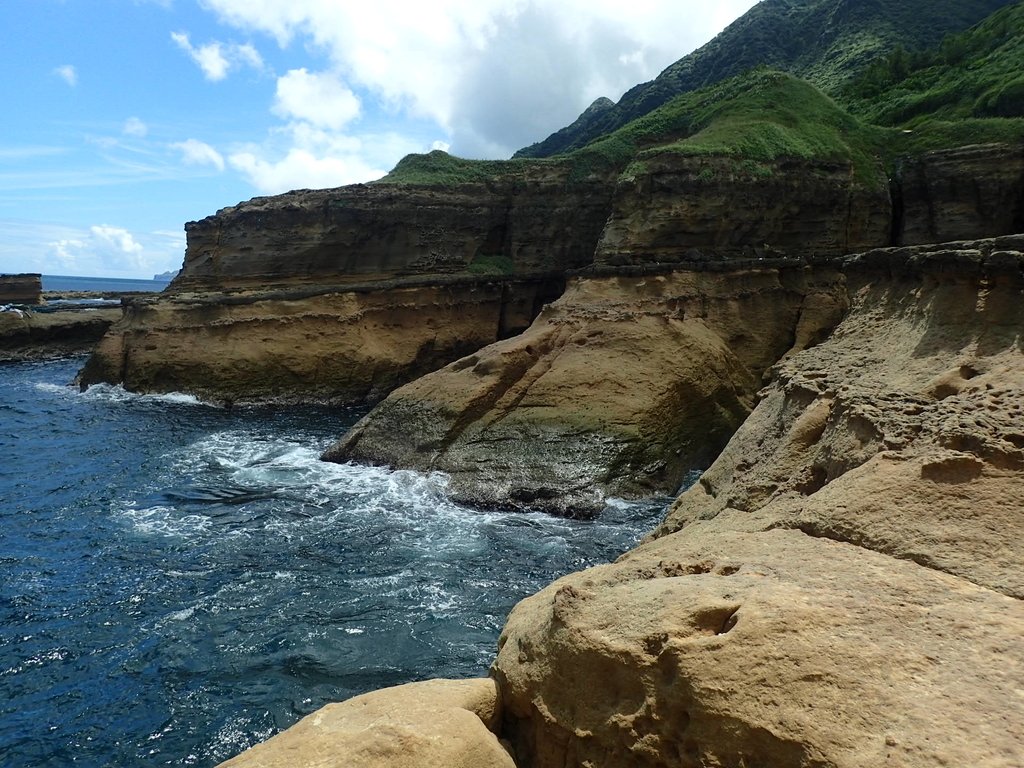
[490,237,1024,767]
[494,526,1024,768]
[218,678,515,768]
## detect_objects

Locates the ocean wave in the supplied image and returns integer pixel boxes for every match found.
[35,381,213,407]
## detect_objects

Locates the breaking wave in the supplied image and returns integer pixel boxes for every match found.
[1,358,671,767]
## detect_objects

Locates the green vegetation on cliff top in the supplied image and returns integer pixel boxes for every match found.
[380,1,1024,188]
[515,0,1014,159]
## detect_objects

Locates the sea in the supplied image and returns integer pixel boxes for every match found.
[0,356,674,767]
[41,275,171,293]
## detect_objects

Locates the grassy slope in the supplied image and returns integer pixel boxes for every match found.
[514,0,1013,159]
[381,70,887,186]
[381,3,1024,188]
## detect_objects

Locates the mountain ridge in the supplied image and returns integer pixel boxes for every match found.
[514,0,1015,158]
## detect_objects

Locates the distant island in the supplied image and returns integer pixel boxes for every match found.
[153,270,179,282]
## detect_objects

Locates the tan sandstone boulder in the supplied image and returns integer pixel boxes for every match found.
[494,527,1024,768]
[324,264,846,515]
[218,678,515,768]
[491,238,1024,767]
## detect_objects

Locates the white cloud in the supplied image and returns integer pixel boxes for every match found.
[273,69,361,129]
[0,219,185,280]
[53,65,77,87]
[44,225,157,276]
[123,117,148,137]
[172,139,226,171]
[171,31,264,81]
[227,123,411,193]
[201,0,760,157]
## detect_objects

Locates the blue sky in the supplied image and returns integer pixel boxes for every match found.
[0,0,757,278]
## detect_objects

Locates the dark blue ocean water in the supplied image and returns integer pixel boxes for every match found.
[42,275,170,293]
[0,357,671,767]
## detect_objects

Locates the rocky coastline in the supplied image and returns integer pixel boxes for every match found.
[0,298,123,363]
[66,135,1024,765]
[220,235,1024,767]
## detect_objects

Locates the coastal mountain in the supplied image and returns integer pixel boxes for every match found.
[514,0,1015,158]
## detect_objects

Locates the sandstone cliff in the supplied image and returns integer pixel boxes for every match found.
[490,237,1024,767]
[79,168,610,401]
[225,239,1024,767]
[595,155,891,265]
[78,276,562,404]
[324,263,848,514]
[897,143,1024,246]
[0,273,42,305]
[80,142,1022,406]
[174,167,613,292]
[0,306,122,362]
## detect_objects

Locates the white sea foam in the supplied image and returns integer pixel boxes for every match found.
[35,380,212,407]
[119,504,215,538]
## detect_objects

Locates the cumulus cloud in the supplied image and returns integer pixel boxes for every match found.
[123,117,148,137]
[172,138,226,171]
[200,0,759,157]
[171,31,264,81]
[273,69,361,129]
[53,64,77,87]
[226,124,415,194]
[47,225,154,275]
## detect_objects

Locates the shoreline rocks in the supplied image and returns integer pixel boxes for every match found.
[218,678,515,768]
[0,305,123,362]
[78,276,564,404]
[223,237,1024,768]
[324,265,848,515]
[0,273,42,305]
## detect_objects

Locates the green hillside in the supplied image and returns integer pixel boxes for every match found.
[566,69,887,182]
[381,2,1024,189]
[842,2,1024,125]
[382,69,889,187]
[515,0,1013,159]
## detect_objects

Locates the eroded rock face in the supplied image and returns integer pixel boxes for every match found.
[80,167,610,401]
[175,170,614,292]
[78,277,562,403]
[218,678,515,768]
[324,264,847,515]
[491,237,1024,768]
[0,307,122,361]
[595,155,892,266]
[898,143,1024,246]
[0,273,42,305]
[657,235,1024,598]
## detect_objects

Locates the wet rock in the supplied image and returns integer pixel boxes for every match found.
[324,265,847,515]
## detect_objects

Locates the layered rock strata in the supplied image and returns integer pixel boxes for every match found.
[324,263,848,514]
[0,306,122,362]
[595,155,891,265]
[0,273,42,305]
[898,143,1024,246]
[175,170,614,292]
[80,144,1024,404]
[78,276,562,404]
[79,170,610,401]
[656,235,1024,597]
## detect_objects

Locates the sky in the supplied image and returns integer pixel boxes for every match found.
[0,0,758,279]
